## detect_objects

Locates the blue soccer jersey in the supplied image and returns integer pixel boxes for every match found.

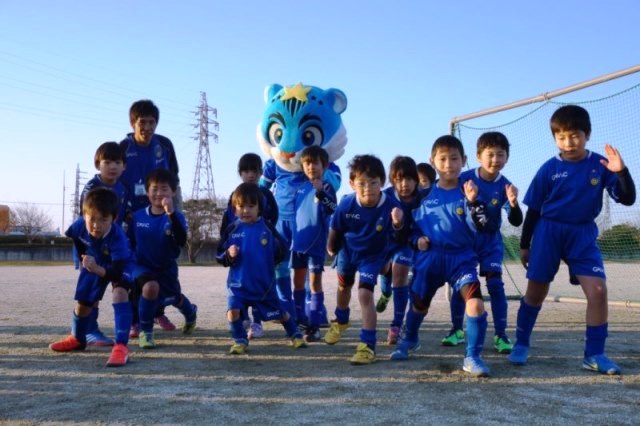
[292,180,337,258]
[382,186,424,263]
[130,207,187,274]
[460,168,513,233]
[261,159,341,221]
[217,217,285,301]
[79,174,129,225]
[411,183,480,252]
[410,182,482,300]
[460,168,517,273]
[65,218,131,302]
[119,134,179,212]
[523,151,623,224]
[331,192,402,265]
[523,151,633,282]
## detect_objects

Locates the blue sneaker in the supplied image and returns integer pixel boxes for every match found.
[582,354,621,375]
[389,339,421,361]
[86,329,114,347]
[508,345,529,365]
[462,356,490,377]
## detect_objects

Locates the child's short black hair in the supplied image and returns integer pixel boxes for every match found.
[348,154,386,183]
[231,183,262,213]
[82,187,118,218]
[301,145,329,168]
[550,105,591,137]
[477,131,510,157]
[237,153,263,174]
[416,162,436,184]
[389,156,418,185]
[431,135,466,159]
[129,99,160,125]
[94,141,126,169]
[145,169,177,192]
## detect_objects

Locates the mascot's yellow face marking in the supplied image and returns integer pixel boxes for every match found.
[280,83,312,102]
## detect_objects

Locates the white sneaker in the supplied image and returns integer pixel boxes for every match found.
[248,322,264,339]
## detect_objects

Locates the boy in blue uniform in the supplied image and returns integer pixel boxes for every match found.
[509,105,636,374]
[129,169,197,349]
[390,135,492,377]
[50,188,133,367]
[220,153,278,339]
[217,183,307,354]
[260,157,340,323]
[376,156,424,345]
[120,99,182,333]
[442,132,522,353]
[77,142,129,346]
[291,146,337,342]
[325,154,404,365]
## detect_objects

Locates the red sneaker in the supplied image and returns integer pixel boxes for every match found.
[154,315,176,331]
[49,335,86,352]
[106,343,129,367]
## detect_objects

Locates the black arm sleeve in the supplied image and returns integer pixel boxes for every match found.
[508,204,524,227]
[261,188,279,225]
[104,259,127,283]
[520,208,541,249]
[614,167,636,206]
[326,229,342,255]
[316,189,338,215]
[468,200,490,231]
[266,221,288,265]
[215,222,235,267]
[169,213,187,247]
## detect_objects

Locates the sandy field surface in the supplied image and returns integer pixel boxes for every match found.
[0,265,639,425]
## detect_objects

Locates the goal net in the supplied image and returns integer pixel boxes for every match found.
[451,68,640,306]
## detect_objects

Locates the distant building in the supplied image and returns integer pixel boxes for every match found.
[0,205,9,234]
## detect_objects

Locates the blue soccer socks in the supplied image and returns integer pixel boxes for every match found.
[584,323,608,358]
[113,302,132,345]
[139,296,158,334]
[514,299,541,348]
[391,286,409,328]
[486,276,508,337]
[309,292,324,328]
[449,291,465,331]
[465,312,488,358]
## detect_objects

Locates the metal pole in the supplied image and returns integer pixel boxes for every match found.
[450,64,640,132]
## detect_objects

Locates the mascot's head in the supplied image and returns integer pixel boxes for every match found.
[257,82,348,172]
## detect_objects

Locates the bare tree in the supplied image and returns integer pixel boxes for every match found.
[182,198,224,263]
[9,203,54,241]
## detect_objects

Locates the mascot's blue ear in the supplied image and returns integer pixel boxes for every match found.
[326,88,347,114]
[264,84,284,103]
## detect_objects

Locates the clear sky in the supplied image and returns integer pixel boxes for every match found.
[1,0,639,232]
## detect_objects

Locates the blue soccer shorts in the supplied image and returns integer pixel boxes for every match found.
[527,219,605,283]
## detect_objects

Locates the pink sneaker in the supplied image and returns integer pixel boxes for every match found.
[387,326,401,345]
[154,315,177,331]
[129,323,140,338]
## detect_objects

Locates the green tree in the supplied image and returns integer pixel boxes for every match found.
[598,223,640,259]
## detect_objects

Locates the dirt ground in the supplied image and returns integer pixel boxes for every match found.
[0,265,639,425]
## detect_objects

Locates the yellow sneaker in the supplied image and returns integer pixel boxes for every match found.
[138,331,156,349]
[229,342,247,355]
[291,337,308,349]
[324,321,350,345]
[350,343,376,365]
